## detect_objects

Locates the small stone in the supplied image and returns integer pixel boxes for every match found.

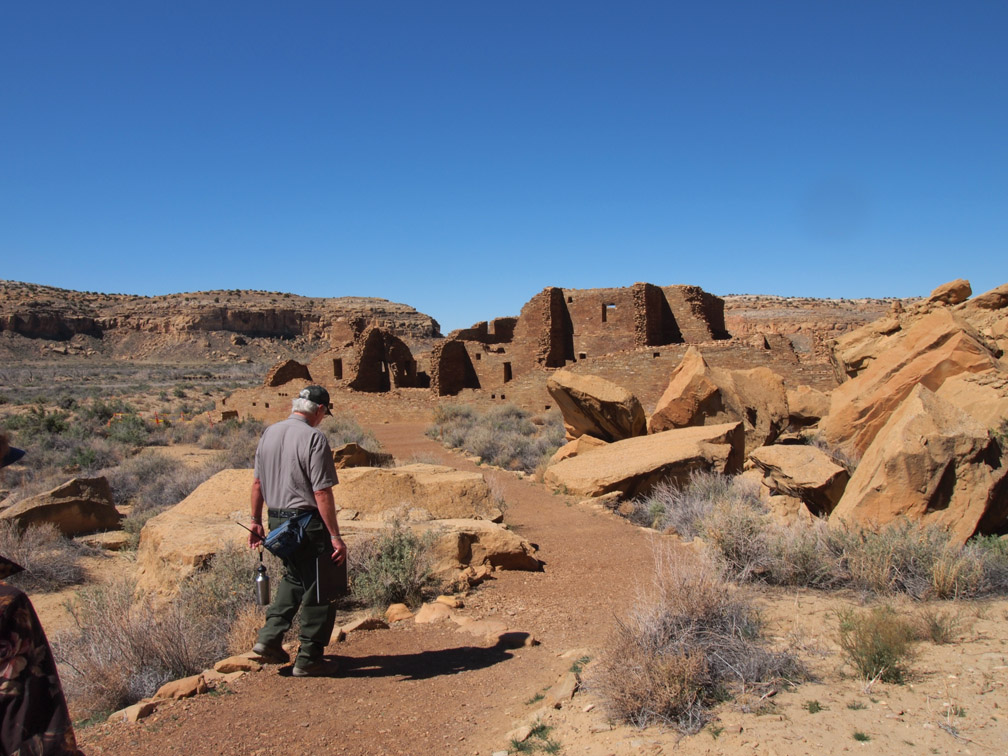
[385,603,414,623]
[414,602,453,624]
[108,700,160,723]
[214,655,261,674]
[342,616,389,634]
[436,595,462,608]
[506,725,532,743]
[155,674,208,700]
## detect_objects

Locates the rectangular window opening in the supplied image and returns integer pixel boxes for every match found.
[503,362,512,383]
[333,358,343,380]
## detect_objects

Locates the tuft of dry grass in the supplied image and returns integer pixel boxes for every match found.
[591,548,804,733]
[0,522,87,591]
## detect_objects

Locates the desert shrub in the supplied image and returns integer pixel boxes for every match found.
[764,521,844,589]
[591,549,804,732]
[0,522,86,591]
[55,545,269,719]
[196,417,264,468]
[625,473,1005,598]
[106,414,152,446]
[350,521,440,608]
[826,523,983,599]
[914,607,959,645]
[320,413,382,452]
[837,604,918,683]
[426,404,564,473]
[967,535,1008,594]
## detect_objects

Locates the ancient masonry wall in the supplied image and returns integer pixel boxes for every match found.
[428,282,728,396]
[430,340,480,396]
[662,285,727,342]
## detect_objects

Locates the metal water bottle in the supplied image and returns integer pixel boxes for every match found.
[255,552,270,606]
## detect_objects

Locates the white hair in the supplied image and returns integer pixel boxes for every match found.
[291,397,320,415]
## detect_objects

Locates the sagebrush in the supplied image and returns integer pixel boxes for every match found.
[426,403,564,473]
[591,549,804,732]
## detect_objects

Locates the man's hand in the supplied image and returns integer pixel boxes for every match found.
[330,535,347,565]
[248,523,265,549]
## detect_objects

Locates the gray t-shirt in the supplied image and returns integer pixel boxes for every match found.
[254,414,338,512]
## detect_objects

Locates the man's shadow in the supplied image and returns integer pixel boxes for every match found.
[279,632,532,679]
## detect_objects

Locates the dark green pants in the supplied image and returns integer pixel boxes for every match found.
[256,512,337,667]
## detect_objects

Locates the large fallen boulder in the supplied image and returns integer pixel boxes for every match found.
[748,444,849,516]
[0,477,121,536]
[820,308,1002,457]
[332,464,502,521]
[648,347,788,455]
[786,385,830,429]
[829,385,1008,545]
[544,422,744,498]
[136,469,250,595]
[546,370,646,442]
[548,435,608,465]
[935,370,1008,432]
[830,280,1008,383]
[928,278,972,305]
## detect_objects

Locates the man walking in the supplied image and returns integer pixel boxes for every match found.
[247,385,347,677]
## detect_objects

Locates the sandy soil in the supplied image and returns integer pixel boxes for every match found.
[61,414,1008,756]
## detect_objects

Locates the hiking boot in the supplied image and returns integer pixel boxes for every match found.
[251,642,289,664]
[292,658,336,677]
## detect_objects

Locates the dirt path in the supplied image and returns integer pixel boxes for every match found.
[78,421,657,755]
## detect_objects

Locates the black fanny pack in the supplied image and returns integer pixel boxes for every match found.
[263,510,315,560]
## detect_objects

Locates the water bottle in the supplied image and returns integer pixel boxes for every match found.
[255,555,270,606]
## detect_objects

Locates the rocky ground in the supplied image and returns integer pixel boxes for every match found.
[48,411,1008,756]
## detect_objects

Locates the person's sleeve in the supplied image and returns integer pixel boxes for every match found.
[308,434,338,491]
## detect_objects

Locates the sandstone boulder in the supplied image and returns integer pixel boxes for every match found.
[332,464,502,521]
[543,422,744,498]
[786,385,830,429]
[548,435,607,465]
[935,370,1008,432]
[648,347,788,455]
[647,347,721,430]
[829,385,1008,545]
[820,309,1001,457]
[748,444,849,516]
[928,278,972,305]
[136,469,250,595]
[0,477,121,536]
[332,442,393,469]
[965,282,1008,311]
[546,370,646,442]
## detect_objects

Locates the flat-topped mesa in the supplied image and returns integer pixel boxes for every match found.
[431,282,728,396]
[0,282,441,342]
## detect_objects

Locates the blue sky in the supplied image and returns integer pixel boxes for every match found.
[2,2,1005,333]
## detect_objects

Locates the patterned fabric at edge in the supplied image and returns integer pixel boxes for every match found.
[0,582,82,755]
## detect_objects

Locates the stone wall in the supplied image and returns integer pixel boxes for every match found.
[430,340,480,396]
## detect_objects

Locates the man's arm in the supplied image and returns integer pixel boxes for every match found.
[314,486,346,565]
[248,478,266,548]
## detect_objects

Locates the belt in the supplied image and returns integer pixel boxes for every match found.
[267,508,314,519]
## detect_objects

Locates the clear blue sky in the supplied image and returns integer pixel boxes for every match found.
[2,2,1005,333]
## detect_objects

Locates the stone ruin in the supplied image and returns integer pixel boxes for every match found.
[217,282,729,418]
[308,325,429,392]
[430,282,729,396]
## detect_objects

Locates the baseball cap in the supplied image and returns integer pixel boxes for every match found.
[299,385,332,415]
[1,446,25,469]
